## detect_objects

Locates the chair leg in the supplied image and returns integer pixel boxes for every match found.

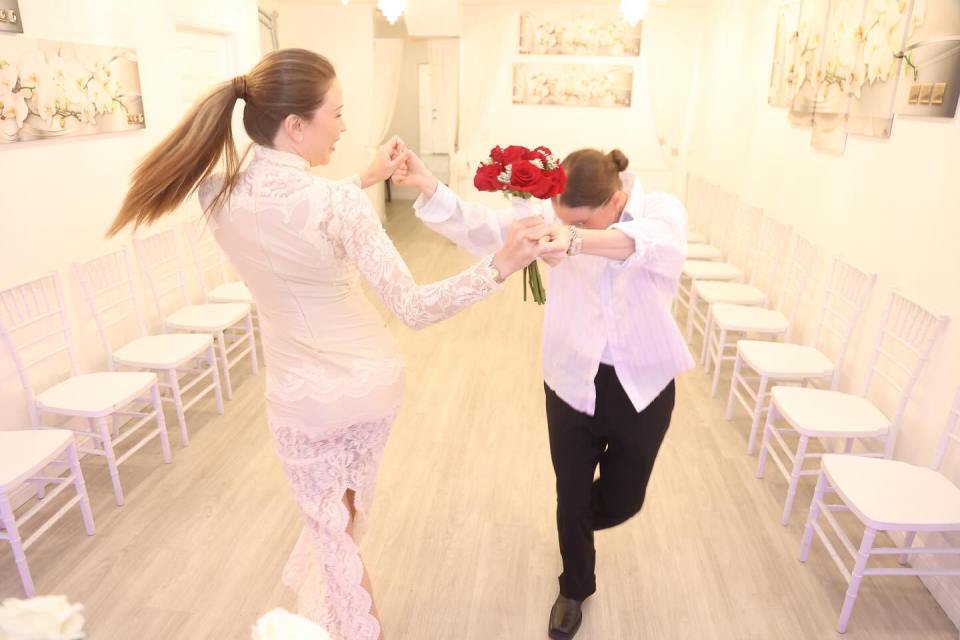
[0,492,34,596]
[756,402,777,476]
[246,314,259,375]
[207,345,225,414]
[725,353,743,420]
[686,288,699,341]
[899,532,916,566]
[800,471,828,562]
[747,375,770,455]
[168,369,190,447]
[95,417,125,506]
[782,435,810,525]
[838,527,877,633]
[700,307,714,366]
[711,329,728,397]
[216,330,233,400]
[150,383,172,464]
[66,442,96,536]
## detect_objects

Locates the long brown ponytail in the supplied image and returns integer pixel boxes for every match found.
[107,48,336,237]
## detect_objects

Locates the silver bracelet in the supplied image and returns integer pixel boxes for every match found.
[566,225,583,256]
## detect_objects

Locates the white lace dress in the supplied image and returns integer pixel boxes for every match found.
[199,145,501,640]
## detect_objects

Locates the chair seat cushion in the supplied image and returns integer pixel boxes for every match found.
[823,454,960,529]
[683,260,741,281]
[737,340,834,379]
[0,429,75,489]
[208,282,254,305]
[36,372,157,416]
[166,303,250,331]
[771,387,890,437]
[694,281,765,305]
[113,334,213,368]
[712,304,789,333]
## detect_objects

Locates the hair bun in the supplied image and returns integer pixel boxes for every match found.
[608,149,629,172]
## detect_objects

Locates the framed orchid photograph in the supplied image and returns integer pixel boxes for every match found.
[518,11,642,57]
[512,62,633,108]
[0,36,145,145]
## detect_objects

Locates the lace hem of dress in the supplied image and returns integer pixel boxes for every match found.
[271,416,395,640]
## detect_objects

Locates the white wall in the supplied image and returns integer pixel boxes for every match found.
[259,0,386,220]
[689,0,960,626]
[452,2,704,208]
[0,0,261,429]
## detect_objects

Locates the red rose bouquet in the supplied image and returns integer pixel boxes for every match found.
[473,145,566,305]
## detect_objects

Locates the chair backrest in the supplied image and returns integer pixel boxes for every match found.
[747,215,793,297]
[684,174,700,220]
[0,273,78,425]
[182,219,229,302]
[706,188,734,249]
[698,181,720,232]
[860,291,948,457]
[809,258,877,388]
[133,229,192,325]
[72,247,147,367]
[773,235,819,342]
[933,388,960,473]
[725,202,764,274]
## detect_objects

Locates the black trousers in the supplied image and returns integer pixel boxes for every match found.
[545,365,676,601]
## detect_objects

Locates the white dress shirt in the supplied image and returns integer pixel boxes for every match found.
[414,172,695,416]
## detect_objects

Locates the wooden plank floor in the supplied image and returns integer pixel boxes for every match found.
[1,201,955,639]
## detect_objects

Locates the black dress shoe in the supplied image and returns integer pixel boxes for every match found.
[548,594,583,640]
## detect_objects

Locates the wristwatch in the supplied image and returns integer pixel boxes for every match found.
[485,255,506,284]
[566,225,583,256]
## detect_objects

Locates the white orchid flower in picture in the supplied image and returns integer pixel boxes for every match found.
[0,36,146,144]
[252,609,331,640]
[0,596,86,640]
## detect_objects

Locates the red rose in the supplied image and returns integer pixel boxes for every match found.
[550,167,567,195]
[533,145,553,159]
[489,146,504,164]
[501,145,529,164]
[474,163,504,191]
[529,167,566,199]
[509,160,539,193]
[528,172,556,199]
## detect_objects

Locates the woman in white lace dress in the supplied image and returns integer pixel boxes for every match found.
[107,49,561,640]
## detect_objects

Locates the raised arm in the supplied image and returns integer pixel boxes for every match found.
[325,182,547,330]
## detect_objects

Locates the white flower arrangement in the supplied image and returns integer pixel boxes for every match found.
[0,596,85,640]
[252,609,331,640]
[0,47,130,138]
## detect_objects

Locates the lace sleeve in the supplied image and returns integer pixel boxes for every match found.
[328,183,502,330]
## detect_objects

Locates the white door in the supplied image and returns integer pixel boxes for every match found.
[418,63,439,154]
[175,27,233,111]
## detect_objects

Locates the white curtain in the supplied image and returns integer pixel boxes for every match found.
[643,8,707,191]
[372,38,404,146]
[452,7,516,195]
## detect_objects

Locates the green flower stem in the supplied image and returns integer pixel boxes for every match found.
[528,260,546,305]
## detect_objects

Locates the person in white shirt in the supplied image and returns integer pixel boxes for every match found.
[393,148,694,640]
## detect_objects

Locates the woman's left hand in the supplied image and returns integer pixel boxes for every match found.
[359,136,408,188]
[538,224,572,267]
